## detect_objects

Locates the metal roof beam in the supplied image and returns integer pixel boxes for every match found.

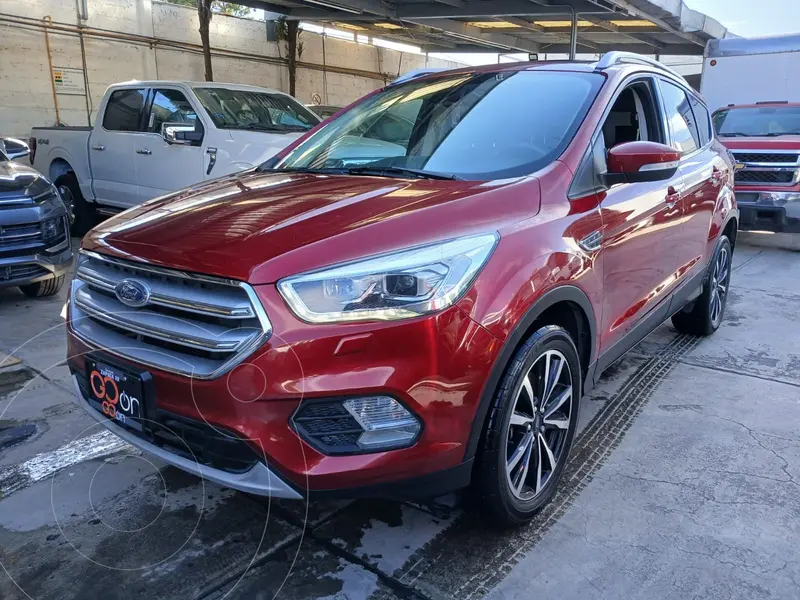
[395,1,606,19]
[404,18,540,52]
[433,0,467,7]
[291,0,396,18]
[581,0,707,47]
[500,16,600,50]
[540,42,700,54]
[526,1,666,51]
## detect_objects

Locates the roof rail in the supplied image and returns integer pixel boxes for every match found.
[390,68,447,86]
[594,52,684,81]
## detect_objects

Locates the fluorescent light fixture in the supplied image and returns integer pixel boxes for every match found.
[467,21,522,29]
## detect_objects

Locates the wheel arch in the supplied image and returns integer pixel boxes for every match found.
[722,214,738,250]
[464,285,597,462]
[49,157,75,182]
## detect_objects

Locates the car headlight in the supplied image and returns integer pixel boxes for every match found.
[41,216,66,242]
[759,192,800,205]
[277,233,499,323]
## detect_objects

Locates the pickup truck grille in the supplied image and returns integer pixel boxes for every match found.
[732,150,800,187]
[70,251,272,379]
[732,152,800,164]
[735,170,797,185]
[0,222,43,253]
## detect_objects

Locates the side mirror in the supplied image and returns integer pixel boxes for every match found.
[605,141,680,185]
[161,122,203,146]
[2,137,30,161]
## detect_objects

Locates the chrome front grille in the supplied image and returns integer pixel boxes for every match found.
[70,251,272,379]
[733,150,800,187]
[0,222,44,252]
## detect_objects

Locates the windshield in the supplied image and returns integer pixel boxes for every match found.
[194,88,320,133]
[273,70,603,180]
[713,106,800,137]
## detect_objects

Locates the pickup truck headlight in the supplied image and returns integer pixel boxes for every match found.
[41,216,66,242]
[277,233,498,323]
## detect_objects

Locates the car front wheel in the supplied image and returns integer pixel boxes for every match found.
[475,325,581,526]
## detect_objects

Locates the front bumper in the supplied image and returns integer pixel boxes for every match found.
[70,374,304,499]
[0,244,73,287]
[736,190,800,233]
[0,196,73,287]
[67,293,501,495]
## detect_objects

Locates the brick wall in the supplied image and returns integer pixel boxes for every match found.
[0,0,462,136]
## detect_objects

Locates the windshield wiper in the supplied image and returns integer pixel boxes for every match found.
[257,166,349,175]
[342,166,461,180]
[758,132,800,137]
[241,123,310,133]
[719,132,752,137]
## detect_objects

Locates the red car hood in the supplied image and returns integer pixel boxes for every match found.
[83,170,535,283]
[719,136,800,151]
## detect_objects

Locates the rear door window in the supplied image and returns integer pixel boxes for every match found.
[659,80,700,154]
[103,89,147,132]
[689,95,713,145]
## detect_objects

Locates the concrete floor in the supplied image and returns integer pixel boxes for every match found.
[0,234,798,600]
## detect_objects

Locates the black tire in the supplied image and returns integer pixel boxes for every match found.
[671,235,732,336]
[55,173,95,236]
[19,274,65,298]
[474,325,581,526]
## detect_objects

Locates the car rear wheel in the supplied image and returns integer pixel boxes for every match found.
[19,274,65,298]
[475,325,581,526]
[55,173,95,236]
[671,235,732,336]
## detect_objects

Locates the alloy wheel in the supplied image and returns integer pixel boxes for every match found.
[505,349,573,501]
[709,246,729,324]
[58,184,76,226]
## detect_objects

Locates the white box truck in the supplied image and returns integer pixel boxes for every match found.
[701,33,800,113]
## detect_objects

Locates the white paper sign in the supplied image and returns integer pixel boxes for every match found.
[52,67,86,96]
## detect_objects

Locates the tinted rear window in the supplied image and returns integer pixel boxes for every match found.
[275,70,604,180]
[103,89,146,132]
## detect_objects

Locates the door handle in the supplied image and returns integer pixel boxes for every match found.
[206,147,217,175]
[136,148,152,155]
[91,145,105,151]
[666,186,681,208]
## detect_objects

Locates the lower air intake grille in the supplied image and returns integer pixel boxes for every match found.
[736,170,796,185]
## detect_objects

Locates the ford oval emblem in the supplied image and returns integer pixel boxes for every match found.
[114,279,151,308]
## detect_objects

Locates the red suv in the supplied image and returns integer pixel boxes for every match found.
[67,53,737,524]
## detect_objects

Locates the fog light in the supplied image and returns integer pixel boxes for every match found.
[292,396,421,455]
[343,396,420,450]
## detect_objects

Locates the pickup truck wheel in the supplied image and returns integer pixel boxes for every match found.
[19,274,65,298]
[474,326,581,526]
[671,235,732,336]
[55,174,95,236]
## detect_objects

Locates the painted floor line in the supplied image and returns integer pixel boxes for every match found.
[0,430,130,498]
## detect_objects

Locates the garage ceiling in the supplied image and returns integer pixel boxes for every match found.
[236,0,730,55]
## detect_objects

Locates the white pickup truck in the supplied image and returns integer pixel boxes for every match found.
[30,80,321,233]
